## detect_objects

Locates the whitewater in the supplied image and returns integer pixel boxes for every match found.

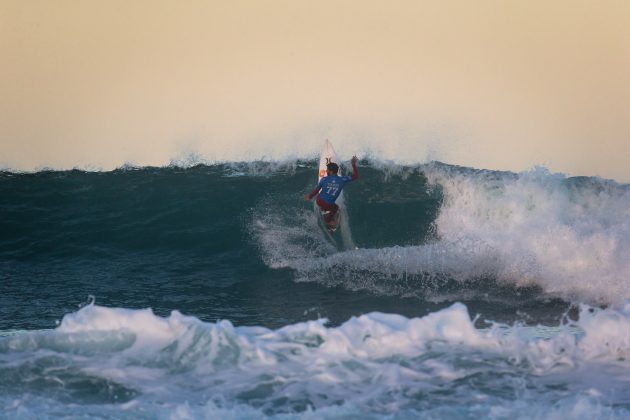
[2,158,630,418]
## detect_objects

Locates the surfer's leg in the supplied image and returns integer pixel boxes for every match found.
[316,197,338,224]
[323,206,339,224]
[325,205,339,223]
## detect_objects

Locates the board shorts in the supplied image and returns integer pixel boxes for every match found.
[316,196,339,223]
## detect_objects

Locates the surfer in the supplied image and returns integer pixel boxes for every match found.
[304,156,359,227]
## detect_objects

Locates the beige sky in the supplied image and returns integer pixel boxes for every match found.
[1,0,629,180]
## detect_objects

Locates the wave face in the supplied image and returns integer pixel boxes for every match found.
[2,160,630,416]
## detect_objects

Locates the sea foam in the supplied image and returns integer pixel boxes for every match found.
[3,302,630,417]
[426,164,630,303]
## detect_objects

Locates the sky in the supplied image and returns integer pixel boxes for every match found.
[1,0,629,180]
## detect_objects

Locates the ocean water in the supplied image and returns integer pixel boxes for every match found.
[2,160,630,419]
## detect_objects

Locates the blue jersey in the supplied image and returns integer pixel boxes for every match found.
[317,175,354,204]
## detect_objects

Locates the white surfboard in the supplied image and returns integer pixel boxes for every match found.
[315,140,356,249]
[318,139,339,184]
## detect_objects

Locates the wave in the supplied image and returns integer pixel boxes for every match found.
[427,164,630,302]
[2,302,630,417]
[251,161,630,304]
[3,159,630,307]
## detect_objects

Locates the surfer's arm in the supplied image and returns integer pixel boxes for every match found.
[304,187,319,201]
[304,181,323,201]
[350,156,359,181]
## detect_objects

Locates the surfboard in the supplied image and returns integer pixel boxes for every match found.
[313,140,356,250]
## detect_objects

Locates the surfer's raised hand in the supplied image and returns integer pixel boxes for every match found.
[304,194,312,201]
[350,156,359,180]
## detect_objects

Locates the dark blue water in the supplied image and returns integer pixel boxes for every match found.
[2,161,630,418]
[0,163,570,331]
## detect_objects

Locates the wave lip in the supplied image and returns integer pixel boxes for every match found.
[3,302,630,416]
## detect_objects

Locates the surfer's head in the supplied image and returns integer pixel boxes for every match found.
[326,162,339,174]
